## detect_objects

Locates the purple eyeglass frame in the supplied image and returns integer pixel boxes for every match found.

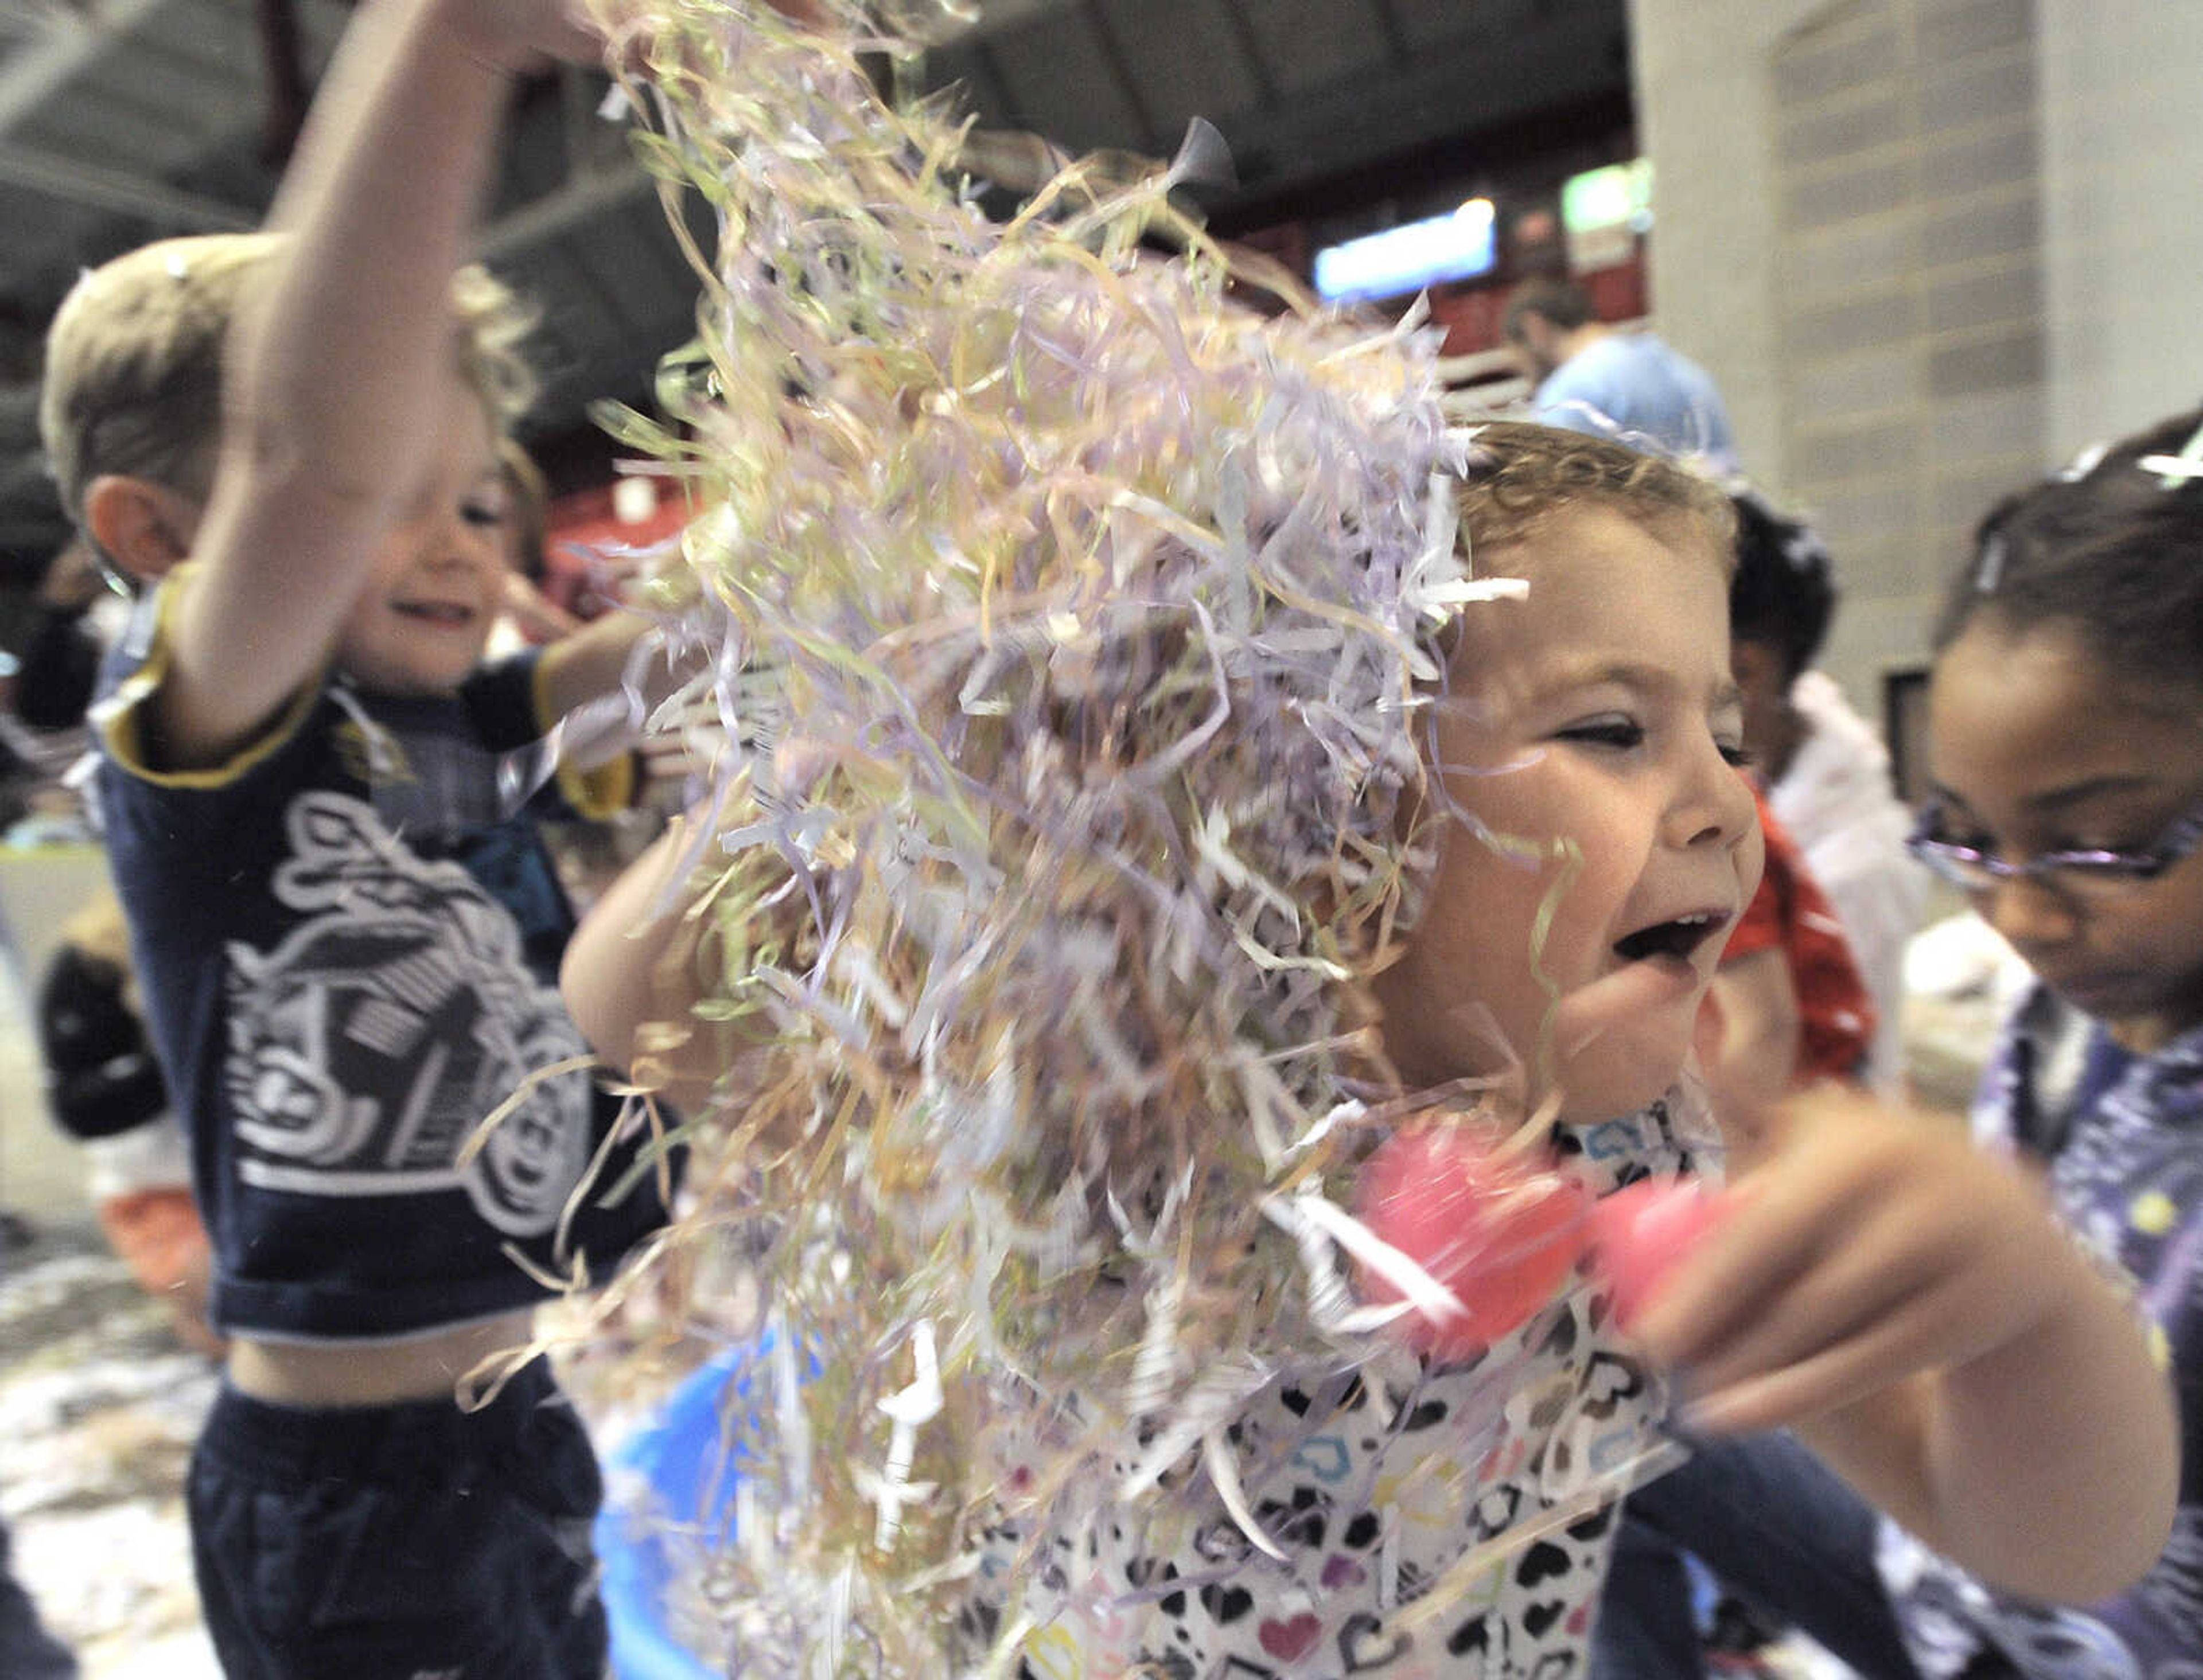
[1906,796,2203,890]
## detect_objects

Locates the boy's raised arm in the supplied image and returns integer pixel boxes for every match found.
[155,0,600,767]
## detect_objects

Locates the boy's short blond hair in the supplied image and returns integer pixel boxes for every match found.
[40,232,538,523]
[1454,420,1736,570]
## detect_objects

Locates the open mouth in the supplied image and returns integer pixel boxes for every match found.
[1612,911,1727,965]
[394,602,477,627]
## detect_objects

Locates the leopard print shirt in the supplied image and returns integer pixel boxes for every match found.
[972,1094,1711,1680]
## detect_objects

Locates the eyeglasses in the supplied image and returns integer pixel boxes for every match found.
[1907,795,2203,896]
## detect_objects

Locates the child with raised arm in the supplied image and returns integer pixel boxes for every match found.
[41,0,685,1670]
[564,418,2174,1677]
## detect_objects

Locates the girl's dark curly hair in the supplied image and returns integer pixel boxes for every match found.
[1937,405,2203,692]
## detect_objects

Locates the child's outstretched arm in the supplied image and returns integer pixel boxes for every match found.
[1637,1086,2178,1603]
[155,0,602,768]
[562,813,796,1116]
[536,603,700,769]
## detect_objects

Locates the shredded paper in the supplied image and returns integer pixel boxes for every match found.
[572,1,1555,1669]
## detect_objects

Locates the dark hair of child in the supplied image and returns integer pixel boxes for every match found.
[1936,405,2203,689]
[1727,489,1834,685]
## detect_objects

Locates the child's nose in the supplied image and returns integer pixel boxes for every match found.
[1978,871,2080,950]
[426,512,497,572]
[1668,743,1757,850]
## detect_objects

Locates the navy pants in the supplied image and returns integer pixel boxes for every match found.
[188,1356,607,1680]
[1590,1430,1932,1680]
[0,1518,76,1679]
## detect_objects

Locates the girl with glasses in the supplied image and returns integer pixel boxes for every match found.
[1598,406,2203,1680]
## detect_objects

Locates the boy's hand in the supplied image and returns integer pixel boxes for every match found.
[430,0,607,73]
[1632,1086,2081,1434]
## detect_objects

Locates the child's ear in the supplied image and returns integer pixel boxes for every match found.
[82,475,203,585]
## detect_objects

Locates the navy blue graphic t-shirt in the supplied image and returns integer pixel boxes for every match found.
[94,578,677,1341]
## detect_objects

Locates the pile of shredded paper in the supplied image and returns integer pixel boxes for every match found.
[575,0,1534,1670]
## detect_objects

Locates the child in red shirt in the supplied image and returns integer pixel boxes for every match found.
[1724,790,1877,1087]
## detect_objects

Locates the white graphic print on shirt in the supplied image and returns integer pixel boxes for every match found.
[223,790,593,1236]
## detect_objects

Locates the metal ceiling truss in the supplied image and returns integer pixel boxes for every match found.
[0,0,1629,462]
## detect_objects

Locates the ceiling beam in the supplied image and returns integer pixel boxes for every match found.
[1076,0,1159,154]
[474,158,660,260]
[1213,0,1278,111]
[0,0,177,136]
[255,0,309,165]
[961,0,1080,34]
[0,141,256,228]
[1366,0,1412,68]
[962,34,1023,129]
[1201,6,1631,227]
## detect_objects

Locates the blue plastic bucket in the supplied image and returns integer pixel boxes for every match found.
[595,1342,769,1680]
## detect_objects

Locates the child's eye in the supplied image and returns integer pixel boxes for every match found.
[461,499,508,530]
[2050,831,2138,857]
[1554,716,1644,751]
[1718,740,1753,770]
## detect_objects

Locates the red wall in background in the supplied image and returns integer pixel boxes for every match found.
[1422,252,1647,355]
[540,482,696,620]
[526,235,1649,622]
